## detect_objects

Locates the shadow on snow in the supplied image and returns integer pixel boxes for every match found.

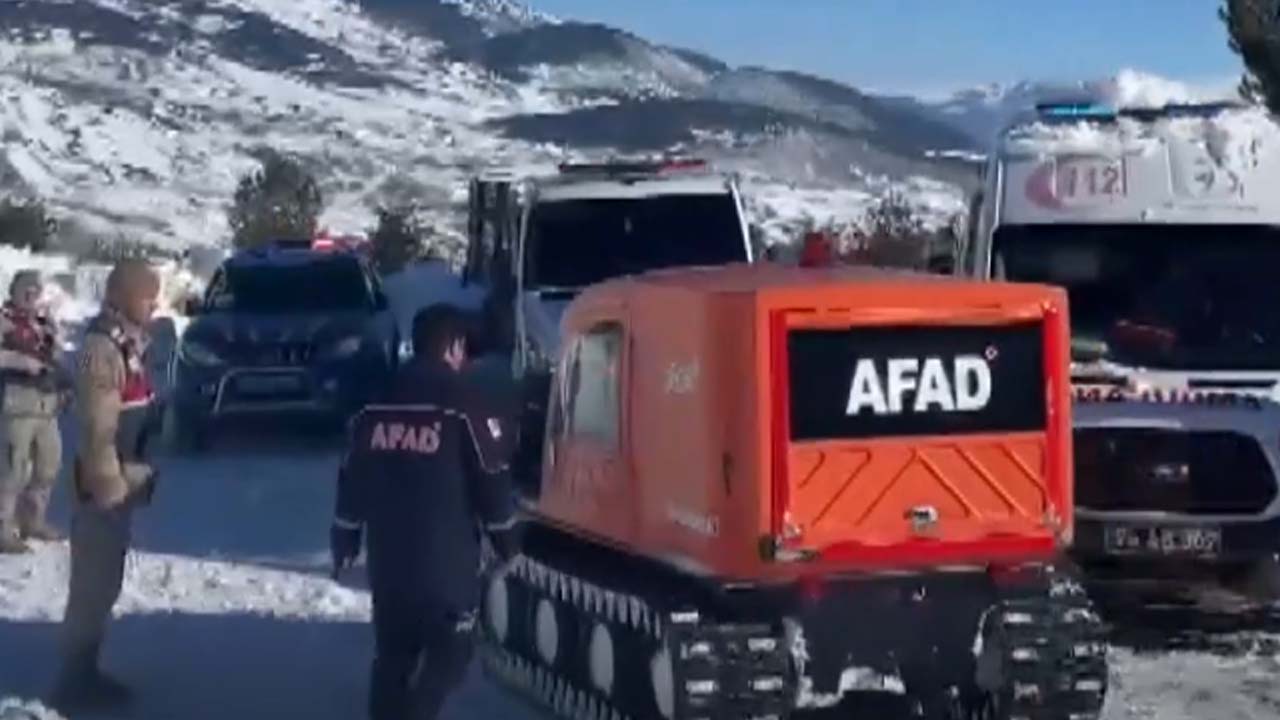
[0,612,539,720]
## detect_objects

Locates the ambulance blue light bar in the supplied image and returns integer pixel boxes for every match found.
[1035,101,1117,119]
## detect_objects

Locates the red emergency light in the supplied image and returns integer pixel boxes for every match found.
[556,157,709,176]
[308,230,367,253]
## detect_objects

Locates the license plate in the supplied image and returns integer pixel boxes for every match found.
[1103,525,1222,557]
[235,374,302,395]
[1054,158,1126,205]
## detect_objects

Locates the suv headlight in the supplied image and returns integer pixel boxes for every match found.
[178,339,223,367]
[327,335,364,359]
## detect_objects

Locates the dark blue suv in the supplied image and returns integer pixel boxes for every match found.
[169,240,399,448]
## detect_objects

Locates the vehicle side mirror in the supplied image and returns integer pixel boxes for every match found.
[1071,337,1110,363]
[181,295,203,316]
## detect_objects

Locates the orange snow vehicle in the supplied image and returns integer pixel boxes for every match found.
[479,262,1108,720]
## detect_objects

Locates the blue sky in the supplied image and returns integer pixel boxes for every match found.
[532,0,1243,99]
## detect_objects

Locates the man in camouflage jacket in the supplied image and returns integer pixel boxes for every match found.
[49,259,161,714]
[0,270,72,552]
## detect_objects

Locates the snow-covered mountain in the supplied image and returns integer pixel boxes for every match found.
[0,0,976,256]
[1,0,1241,259]
[887,69,1242,147]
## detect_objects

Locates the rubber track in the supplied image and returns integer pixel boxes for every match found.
[974,571,1109,720]
[481,553,793,720]
[482,554,1110,720]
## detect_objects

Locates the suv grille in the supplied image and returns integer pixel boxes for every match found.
[234,342,314,367]
[1075,428,1278,515]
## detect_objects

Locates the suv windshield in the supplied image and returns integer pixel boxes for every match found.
[993,224,1280,370]
[209,258,374,313]
[524,193,747,289]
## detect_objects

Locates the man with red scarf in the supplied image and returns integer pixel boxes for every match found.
[0,270,70,553]
[49,259,161,713]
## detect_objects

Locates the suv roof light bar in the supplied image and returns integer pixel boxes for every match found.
[244,237,364,256]
[556,157,709,176]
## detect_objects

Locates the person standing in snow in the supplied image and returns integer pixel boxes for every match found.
[0,270,71,553]
[49,259,161,714]
[798,229,836,267]
[331,302,522,720]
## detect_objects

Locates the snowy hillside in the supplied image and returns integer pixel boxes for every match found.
[0,0,585,254]
[0,0,975,257]
[885,68,1241,147]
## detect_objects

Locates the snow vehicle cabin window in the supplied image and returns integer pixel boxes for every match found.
[559,323,622,448]
[993,223,1280,370]
[207,259,375,313]
[523,195,746,289]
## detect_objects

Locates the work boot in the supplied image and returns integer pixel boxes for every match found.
[0,531,30,554]
[21,522,66,543]
[48,645,135,714]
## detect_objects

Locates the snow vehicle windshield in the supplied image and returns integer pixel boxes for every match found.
[210,259,374,314]
[523,194,747,290]
[993,223,1280,370]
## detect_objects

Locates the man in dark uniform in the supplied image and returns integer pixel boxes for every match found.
[331,302,522,720]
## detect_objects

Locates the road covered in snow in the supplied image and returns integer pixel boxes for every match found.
[0,419,1277,720]
[0,421,547,720]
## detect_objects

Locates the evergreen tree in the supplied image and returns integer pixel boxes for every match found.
[1221,0,1280,112]
[0,197,57,252]
[369,205,424,275]
[228,152,324,249]
[862,191,930,269]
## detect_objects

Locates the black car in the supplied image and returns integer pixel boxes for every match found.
[169,240,399,447]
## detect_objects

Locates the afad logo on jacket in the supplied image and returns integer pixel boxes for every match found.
[845,353,994,416]
[369,421,442,454]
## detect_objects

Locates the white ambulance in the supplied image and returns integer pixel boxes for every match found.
[962,100,1280,598]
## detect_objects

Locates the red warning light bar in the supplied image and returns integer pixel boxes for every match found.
[556,157,709,176]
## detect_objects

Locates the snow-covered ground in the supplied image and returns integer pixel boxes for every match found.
[0,422,545,720]
[2,415,1279,719]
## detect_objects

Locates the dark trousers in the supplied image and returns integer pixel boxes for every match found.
[369,596,476,720]
[61,502,132,661]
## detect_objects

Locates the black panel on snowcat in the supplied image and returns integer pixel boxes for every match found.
[787,321,1047,441]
